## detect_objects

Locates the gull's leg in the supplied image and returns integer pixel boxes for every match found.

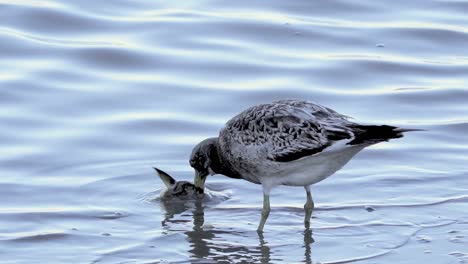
[257,186,271,232]
[304,185,314,229]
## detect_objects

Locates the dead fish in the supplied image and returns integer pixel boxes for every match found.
[153,167,204,198]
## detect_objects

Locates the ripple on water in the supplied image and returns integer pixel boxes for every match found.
[0,4,114,34]
[4,231,69,243]
[1,0,468,263]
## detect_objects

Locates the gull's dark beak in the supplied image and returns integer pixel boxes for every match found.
[153,167,175,189]
[193,169,208,192]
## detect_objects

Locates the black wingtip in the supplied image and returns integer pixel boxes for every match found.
[153,166,176,186]
[153,167,169,176]
[394,128,427,132]
[348,125,424,145]
[154,167,170,176]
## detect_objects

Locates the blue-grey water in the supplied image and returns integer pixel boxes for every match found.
[1,0,468,263]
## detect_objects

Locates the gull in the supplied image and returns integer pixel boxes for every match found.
[190,100,418,231]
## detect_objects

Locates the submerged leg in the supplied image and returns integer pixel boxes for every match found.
[304,185,314,229]
[257,186,271,232]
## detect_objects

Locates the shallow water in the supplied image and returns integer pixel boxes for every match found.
[1,0,468,263]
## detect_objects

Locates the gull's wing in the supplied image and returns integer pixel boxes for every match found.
[221,100,355,162]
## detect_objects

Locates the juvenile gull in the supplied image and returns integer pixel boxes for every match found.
[190,100,418,231]
[154,167,203,198]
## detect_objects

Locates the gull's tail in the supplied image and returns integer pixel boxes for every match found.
[348,125,425,145]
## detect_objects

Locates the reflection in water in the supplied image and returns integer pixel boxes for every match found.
[256,231,271,264]
[303,229,315,264]
[186,199,212,260]
[160,197,195,229]
[159,198,315,263]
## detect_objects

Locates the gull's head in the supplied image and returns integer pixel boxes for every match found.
[190,137,218,191]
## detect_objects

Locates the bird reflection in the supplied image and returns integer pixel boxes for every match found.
[159,198,315,263]
[159,200,192,228]
[256,231,271,264]
[185,199,213,259]
[303,228,314,264]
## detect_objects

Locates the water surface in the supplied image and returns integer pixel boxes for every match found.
[1,0,468,263]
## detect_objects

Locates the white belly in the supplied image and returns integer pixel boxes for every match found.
[280,145,365,186]
[241,144,366,187]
